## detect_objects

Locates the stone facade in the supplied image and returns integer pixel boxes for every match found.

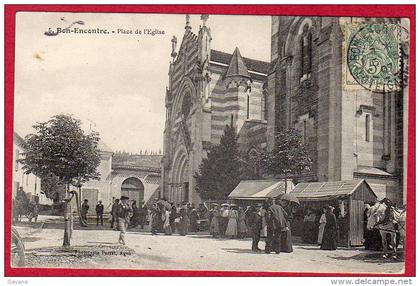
[72,149,162,215]
[110,153,162,211]
[162,15,269,204]
[267,16,407,204]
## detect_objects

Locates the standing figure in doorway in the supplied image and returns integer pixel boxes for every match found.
[81,199,90,222]
[95,200,104,226]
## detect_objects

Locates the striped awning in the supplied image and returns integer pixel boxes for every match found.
[228,180,293,200]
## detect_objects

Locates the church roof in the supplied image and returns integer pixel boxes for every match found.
[225,47,251,79]
[210,49,269,75]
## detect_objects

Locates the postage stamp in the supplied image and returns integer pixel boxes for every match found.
[344,22,409,93]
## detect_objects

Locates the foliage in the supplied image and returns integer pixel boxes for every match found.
[194,124,243,200]
[238,150,262,180]
[39,173,65,200]
[260,128,312,178]
[19,114,101,188]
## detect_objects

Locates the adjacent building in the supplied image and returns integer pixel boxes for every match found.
[74,149,162,215]
[13,132,42,200]
[70,139,114,215]
[14,130,162,215]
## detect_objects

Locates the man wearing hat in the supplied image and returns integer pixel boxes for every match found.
[248,203,263,252]
[95,200,104,226]
[116,196,132,245]
[110,198,119,229]
[81,199,90,222]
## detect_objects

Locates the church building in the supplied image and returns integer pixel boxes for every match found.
[162,15,269,204]
[267,16,408,204]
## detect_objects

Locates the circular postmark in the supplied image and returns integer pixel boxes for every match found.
[347,23,408,93]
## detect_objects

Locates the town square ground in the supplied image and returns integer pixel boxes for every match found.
[13,215,404,274]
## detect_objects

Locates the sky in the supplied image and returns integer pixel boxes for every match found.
[14,12,271,153]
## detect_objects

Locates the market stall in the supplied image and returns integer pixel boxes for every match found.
[290,179,377,247]
[228,179,294,205]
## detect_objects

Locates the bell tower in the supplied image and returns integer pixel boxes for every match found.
[224,47,252,131]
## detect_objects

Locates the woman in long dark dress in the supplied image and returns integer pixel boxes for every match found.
[150,204,162,235]
[189,208,199,232]
[280,201,293,253]
[130,200,140,228]
[265,199,288,254]
[169,205,178,233]
[321,206,338,250]
[178,207,190,236]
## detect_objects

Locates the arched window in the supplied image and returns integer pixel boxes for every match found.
[181,93,192,118]
[300,24,312,78]
[248,148,260,177]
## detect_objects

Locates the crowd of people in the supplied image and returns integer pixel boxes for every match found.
[105,195,340,252]
[50,194,344,251]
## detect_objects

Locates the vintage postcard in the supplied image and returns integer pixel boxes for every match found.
[5,5,415,278]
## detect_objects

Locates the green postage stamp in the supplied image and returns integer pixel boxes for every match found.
[344,22,409,93]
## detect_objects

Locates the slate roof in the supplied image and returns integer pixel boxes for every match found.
[225,47,251,78]
[290,180,372,199]
[210,49,269,75]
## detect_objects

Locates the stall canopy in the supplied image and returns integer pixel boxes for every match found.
[290,179,377,202]
[228,179,294,200]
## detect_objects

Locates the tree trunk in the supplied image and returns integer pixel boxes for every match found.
[63,184,71,247]
[69,204,73,239]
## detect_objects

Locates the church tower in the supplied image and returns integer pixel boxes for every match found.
[162,15,269,204]
[224,47,253,131]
